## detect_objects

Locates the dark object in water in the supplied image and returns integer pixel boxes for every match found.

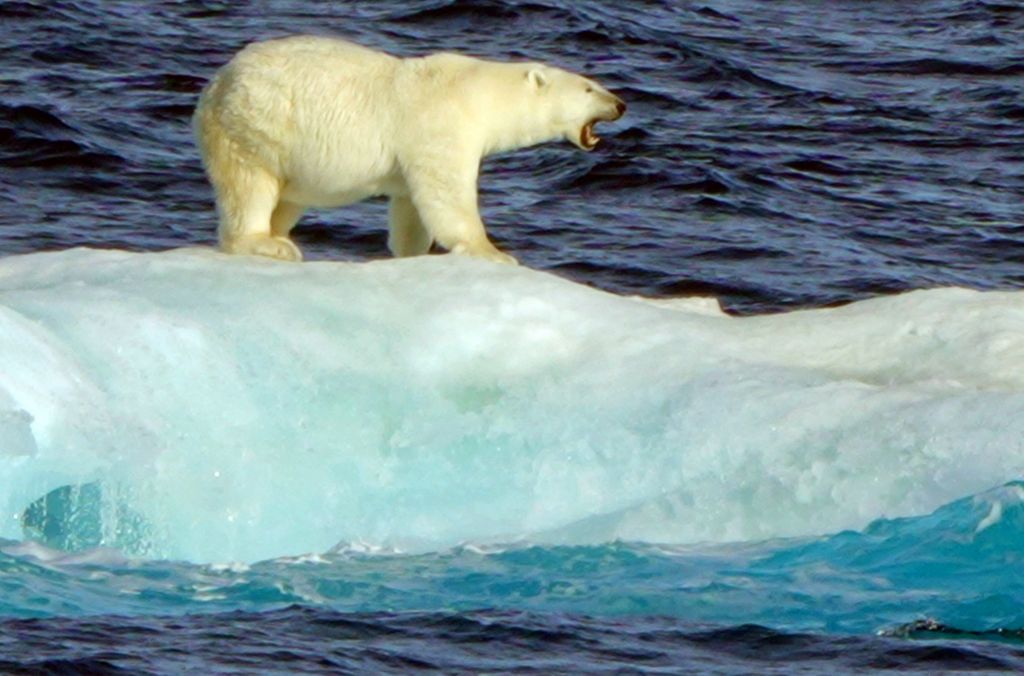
[883,618,1024,644]
[21,483,151,556]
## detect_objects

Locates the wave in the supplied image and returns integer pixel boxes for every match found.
[834,58,1024,77]
[0,104,124,171]
[1,606,1022,673]
[3,481,1022,633]
[1,248,1022,562]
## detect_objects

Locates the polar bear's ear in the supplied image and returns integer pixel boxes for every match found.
[526,68,549,89]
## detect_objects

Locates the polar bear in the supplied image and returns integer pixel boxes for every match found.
[193,36,625,264]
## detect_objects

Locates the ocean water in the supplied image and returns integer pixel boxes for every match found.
[1,0,1023,673]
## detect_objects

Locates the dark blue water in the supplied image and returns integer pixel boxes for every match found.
[2,0,1023,672]
[4,607,1023,674]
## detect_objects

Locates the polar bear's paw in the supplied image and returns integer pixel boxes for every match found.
[226,235,304,262]
[451,241,519,266]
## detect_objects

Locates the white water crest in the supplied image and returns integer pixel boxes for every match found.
[1,248,1022,562]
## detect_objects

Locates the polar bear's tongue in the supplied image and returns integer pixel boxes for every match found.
[581,121,600,150]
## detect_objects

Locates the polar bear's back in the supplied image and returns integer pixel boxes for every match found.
[195,36,404,200]
[233,35,396,75]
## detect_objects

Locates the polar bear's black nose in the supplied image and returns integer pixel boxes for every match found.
[616,101,626,116]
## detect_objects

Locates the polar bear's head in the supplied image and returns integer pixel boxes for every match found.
[523,64,626,151]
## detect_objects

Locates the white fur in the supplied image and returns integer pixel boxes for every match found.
[193,36,625,263]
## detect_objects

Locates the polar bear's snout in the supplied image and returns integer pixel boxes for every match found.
[610,97,627,121]
[591,90,627,123]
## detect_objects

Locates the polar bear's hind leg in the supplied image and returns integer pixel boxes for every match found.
[270,201,306,239]
[225,186,302,260]
[387,196,434,257]
[214,165,302,262]
[197,110,302,262]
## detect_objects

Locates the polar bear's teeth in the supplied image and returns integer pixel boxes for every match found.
[581,122,600,149]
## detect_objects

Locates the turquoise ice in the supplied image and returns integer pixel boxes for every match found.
[0,248,1022,564]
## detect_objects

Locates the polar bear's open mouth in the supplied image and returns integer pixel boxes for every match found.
[580,121,601,150]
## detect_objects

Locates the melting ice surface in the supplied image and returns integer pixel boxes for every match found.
[1,248,1023,567]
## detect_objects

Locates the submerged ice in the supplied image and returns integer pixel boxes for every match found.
[0,248,1022,562]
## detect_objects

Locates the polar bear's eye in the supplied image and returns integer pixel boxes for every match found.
[585,85,593,93]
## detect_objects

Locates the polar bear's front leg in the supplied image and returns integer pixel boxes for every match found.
[387,196,433,257]
[402,161,518,265]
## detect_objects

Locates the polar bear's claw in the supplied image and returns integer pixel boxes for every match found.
[227,236,303,262]
[451,242,518,265]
